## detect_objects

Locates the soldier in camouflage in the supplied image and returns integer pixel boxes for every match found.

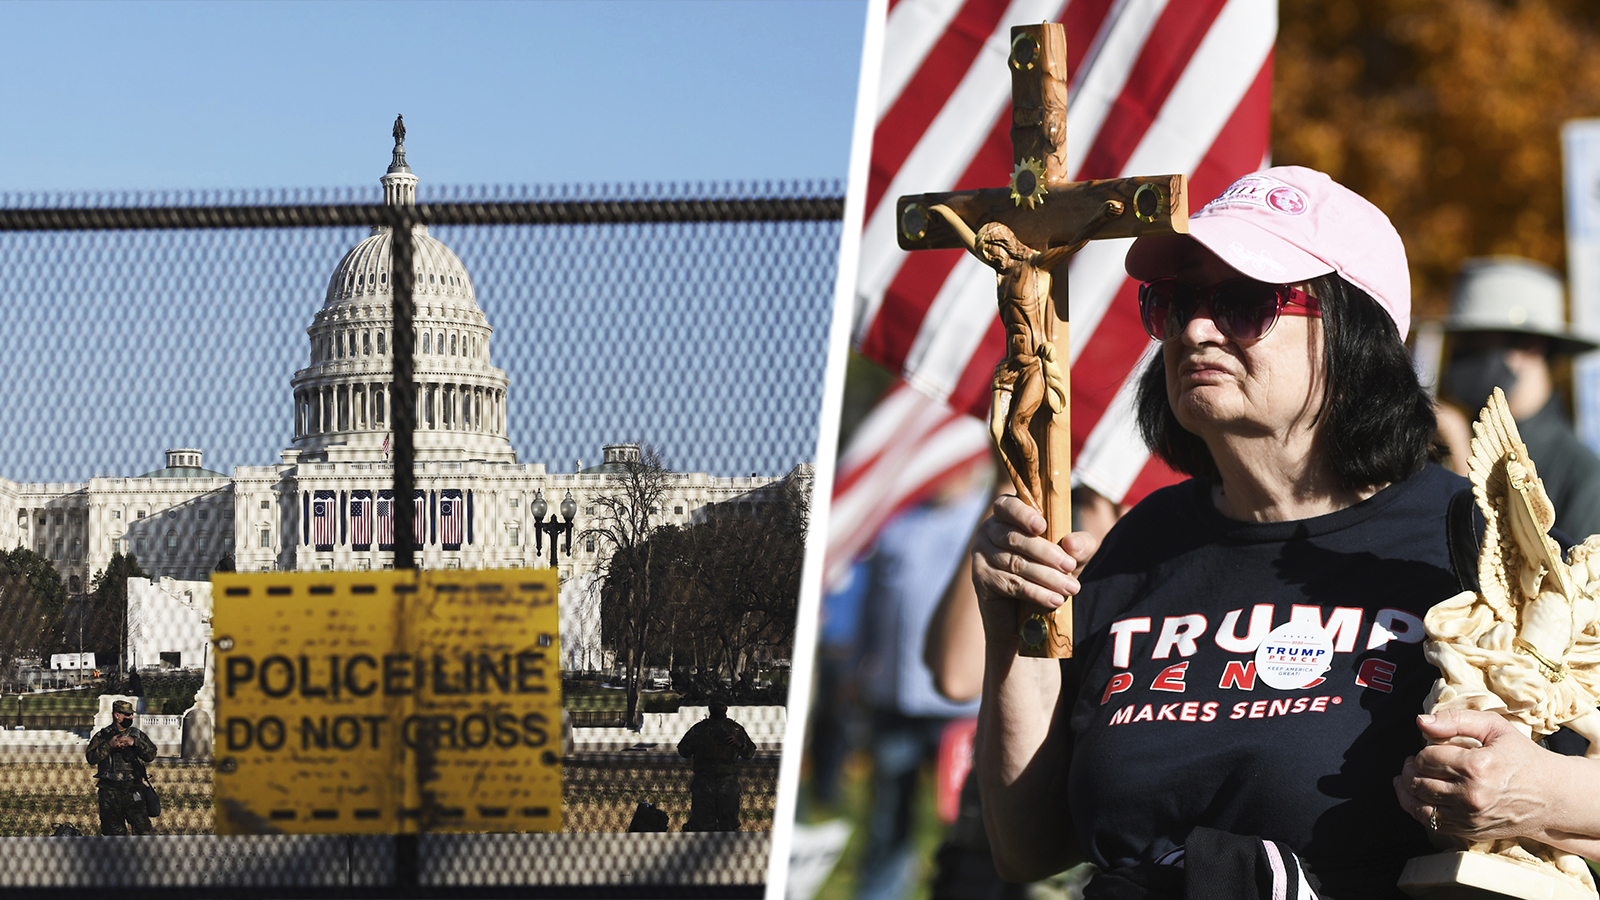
[85,699,157,835]
[677,699,755,831]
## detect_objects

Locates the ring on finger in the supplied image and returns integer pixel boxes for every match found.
[1427,808,1439,833]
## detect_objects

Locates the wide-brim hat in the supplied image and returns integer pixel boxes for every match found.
[1126,166,1412,337]
[1445,256,1599,354]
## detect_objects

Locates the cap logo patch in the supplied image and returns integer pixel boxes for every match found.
[1197,175,1308,217]
[1266,186,1307,215]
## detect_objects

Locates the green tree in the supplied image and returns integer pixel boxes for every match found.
[84,552,148,672]
[0,547,67,685]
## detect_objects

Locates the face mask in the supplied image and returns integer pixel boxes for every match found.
[1442,348,1516,413]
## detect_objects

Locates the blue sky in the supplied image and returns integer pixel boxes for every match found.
[0,1,864,191]
[0,1,866,481]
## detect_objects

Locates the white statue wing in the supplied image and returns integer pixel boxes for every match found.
[1468,388,1561,620]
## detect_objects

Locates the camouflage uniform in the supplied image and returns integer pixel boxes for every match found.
[86,704,157,836]
[677,712,755,832]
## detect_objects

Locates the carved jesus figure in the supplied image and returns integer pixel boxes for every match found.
[930,207,1071,508]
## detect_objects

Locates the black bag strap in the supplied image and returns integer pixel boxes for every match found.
[1447,487,1481,593]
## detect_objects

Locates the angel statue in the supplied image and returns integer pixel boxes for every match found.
[1420,387,1600,895]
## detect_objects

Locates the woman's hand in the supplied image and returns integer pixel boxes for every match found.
[1393,709,1561,842]
[971,494,1099,641]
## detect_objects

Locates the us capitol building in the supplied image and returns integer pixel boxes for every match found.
[0,129,809,610]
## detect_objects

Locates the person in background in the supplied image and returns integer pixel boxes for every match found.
[1438,256,1600,539]
[854,463,992,900]
[678,698,755,832]
[923,484,1124,900]
[808,558,870,813]
[85,698,156,835]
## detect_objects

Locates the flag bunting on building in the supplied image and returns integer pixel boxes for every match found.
[350,490,373,550]
[440,489,464,550]
[311,490,337,550]
[375,489,426,551]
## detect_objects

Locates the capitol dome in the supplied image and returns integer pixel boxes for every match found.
[289,119,515,463]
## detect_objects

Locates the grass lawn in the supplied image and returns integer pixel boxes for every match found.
[0,690,103,717]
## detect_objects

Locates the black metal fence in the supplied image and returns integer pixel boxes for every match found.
[0,172,839,896]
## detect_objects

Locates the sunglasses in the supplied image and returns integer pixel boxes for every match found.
[1138,277,1321,343]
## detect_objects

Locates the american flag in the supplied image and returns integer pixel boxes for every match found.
[415,491,428,546]
[350,492,373,548]
[311,491,337,549]
[440,491,464,549]
[376,493,394,549]
[375,490,427,549]
[825,381,990,589]
[853,0,1274,508]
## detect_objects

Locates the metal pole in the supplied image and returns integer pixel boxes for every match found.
[388,211,420,890]
[391,217,417,572]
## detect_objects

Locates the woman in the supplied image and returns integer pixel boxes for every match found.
[970,167,1599,898]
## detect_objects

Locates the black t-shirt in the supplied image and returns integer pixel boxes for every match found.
[1063,464,1464,899]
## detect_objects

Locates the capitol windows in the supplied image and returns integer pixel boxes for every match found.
[450,334,457,355]
[423,333,431,354]
[585,536,596,553]
[436,332,444,353]
[377,331,386,355]
[197,509,207,520]
[364,332,372,355]
[113,510,121,520]
[136,538,146,556]
[675,505,684,516]
[52,540,62,558]
[166,530,178,553]
[509,495,519,508]
[223,536,233,551]
[259,528,270,548]
[197,534,208,553]
[137,510,146,519]
[509,526,519,546]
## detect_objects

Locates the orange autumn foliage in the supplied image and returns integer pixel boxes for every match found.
[1276,0,1600,320]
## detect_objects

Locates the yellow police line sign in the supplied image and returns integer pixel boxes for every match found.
[211,568,562,834]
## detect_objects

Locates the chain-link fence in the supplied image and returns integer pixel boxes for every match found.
[0,145,839,895]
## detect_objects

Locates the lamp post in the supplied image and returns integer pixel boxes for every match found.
[531,489,577,568]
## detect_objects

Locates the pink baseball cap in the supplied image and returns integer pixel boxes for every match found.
[1125,166,1411,336]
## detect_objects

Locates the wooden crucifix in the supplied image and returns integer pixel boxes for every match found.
[896,23,1189,658]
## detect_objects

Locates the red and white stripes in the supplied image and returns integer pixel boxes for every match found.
[852,0,1274,508]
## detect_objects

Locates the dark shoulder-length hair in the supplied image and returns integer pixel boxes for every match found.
[1135,273,1439,492]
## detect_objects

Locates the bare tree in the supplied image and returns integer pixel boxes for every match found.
[585,445,674,726]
